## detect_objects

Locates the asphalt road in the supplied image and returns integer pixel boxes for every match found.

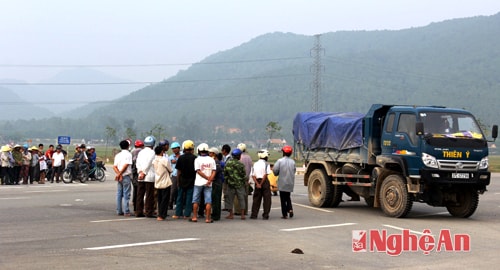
[0,170,499,270]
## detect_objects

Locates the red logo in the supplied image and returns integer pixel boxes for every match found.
[352,230,367,252]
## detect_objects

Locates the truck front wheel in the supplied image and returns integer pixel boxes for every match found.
[308,169,341,207]
[379,174,413,218]
[446,189,479,218]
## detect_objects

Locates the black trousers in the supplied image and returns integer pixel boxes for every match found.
[279,191,293,217]
[157,187,171,219]
[251,179,272,219]
[136,182,155,216]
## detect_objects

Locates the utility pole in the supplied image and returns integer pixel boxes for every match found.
[311,34,324,112]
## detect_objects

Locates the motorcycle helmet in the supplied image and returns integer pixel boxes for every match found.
[257,149,269,159]
[134,139,144,147]
[282,145,293,154]
[197,143,209,153]
[144,136,156,147]
[182,140,195,150]
[159,139,170,147]
[231,148,242,157]
[237,143,246,152]
[170,142,181,149]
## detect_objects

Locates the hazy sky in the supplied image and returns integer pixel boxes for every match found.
[1,0,499,83]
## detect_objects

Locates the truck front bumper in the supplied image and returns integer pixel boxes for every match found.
[420,169,490,186]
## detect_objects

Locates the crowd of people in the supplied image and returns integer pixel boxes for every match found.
[113,136,297,223]
[0,143,97,185]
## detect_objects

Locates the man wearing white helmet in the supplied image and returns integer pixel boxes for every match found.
[190,143,216,223]
[250,149,272,220]
[135,135,156,218]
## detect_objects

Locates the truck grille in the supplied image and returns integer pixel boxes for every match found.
[437,160,478,171]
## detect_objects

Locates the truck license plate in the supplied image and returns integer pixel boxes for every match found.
[452,173,469,179]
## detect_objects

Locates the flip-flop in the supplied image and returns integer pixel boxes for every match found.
[205,219,213,223]
[189,218,197,222]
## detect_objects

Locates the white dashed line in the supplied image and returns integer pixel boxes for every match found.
[90,218,147,223]
[383,225,433,235]
[280,223,357,232]
[292,202,334,213]
[84,238,200,250]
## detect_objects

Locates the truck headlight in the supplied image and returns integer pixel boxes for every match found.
[422,153,438,168]
[479,157,489,170]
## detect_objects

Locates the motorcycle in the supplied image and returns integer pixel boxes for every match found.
[90,161,107,182]
[62,159,87,183]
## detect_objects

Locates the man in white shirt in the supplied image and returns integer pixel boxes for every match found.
[135,136,156,218]
[191,143,216,223]
[250,150,272,220]
[113,140,133,216]
[51,146,65,183]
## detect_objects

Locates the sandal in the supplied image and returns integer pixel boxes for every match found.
[172,215,180,219]
[205,219,213,223]
[188,218,197,222]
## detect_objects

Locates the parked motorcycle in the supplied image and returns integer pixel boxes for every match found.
[90,161,107,182]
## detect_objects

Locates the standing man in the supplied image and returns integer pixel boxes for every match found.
[168,142,182,210]
[131,140,144,213]
[191,143,216,223]
[209,147,223,221]
[237,143,252,215]
[51,146,65,183]
[12,145,23,185]
[173,140,197,219]
[273,145,296,219]
[113,140,133,216]
[45,145,55,182]
[223,149,247,220]
[21,144,31,184]
[135,136,156,218]
[153,145,172,221]
[250,149,272,220]
[220,144,231,211]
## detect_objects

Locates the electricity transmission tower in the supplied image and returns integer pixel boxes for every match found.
[310,34,324,112]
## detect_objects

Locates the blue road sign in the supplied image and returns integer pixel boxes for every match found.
[58,136,71,145]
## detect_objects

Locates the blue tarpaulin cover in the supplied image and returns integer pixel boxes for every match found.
[293,112,364,150]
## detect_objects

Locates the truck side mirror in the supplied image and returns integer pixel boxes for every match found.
[416,122,424,136]
[492,125,498,139]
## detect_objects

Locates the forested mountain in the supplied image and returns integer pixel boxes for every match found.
[1,13,499,145]
[0,86,54,120]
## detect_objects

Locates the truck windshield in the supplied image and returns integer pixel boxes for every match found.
[419,112,483,139]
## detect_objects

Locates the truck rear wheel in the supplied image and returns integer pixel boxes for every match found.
[379,174,412,218]
[308,169,341,208]
[446,189,479,218]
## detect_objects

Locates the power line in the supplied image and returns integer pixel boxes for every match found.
[0,73,310,86]
[0,56,310,68]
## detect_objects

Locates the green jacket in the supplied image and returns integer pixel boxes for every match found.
[12,150,23,166]
[223,159,246,188]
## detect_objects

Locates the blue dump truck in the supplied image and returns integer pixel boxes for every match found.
[294,104,498,218]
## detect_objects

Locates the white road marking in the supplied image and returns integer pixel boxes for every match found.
[495,193,500,195]
[25,190,66,193]
[91,218,147,223]
[280,223,356,232]
[0,197,30,200]
[292,202,333,213]
[412,211,449,217]
[383,224,434,236]
[84,238,200,250]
